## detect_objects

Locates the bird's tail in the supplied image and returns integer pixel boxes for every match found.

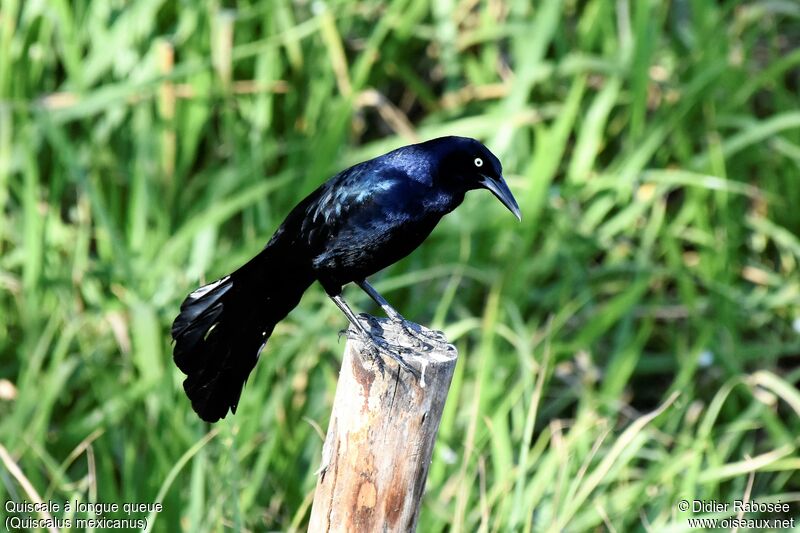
[171,247,313,422]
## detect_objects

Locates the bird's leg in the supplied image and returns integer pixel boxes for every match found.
[356,280,447,348]
[329,294,419,377]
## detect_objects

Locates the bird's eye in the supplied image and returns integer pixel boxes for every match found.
[474,157,484,168]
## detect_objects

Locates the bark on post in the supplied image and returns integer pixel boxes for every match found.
[308,315,457,533]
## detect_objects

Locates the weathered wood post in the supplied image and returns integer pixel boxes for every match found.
[308,315,457,532]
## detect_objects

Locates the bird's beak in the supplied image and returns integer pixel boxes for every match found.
[479,174,521,221]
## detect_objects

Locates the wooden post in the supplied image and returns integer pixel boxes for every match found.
[308,315,457,532]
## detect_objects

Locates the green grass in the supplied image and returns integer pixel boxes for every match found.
[2,0,800,531]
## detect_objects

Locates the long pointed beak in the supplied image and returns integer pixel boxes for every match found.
[479,174,521,221]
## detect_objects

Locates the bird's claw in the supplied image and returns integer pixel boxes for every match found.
[368,335,420,378]
[393,318,447,351]
[364,343,386,376]
[350,325,420,378]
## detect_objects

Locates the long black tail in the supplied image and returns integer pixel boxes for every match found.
[171,248,313,422]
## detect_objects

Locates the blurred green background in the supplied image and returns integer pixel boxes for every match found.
[2,0,800,531]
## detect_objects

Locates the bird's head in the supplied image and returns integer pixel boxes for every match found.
[427,136,521,221]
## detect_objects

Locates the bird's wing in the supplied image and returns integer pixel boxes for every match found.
[309,164,403,222]
[299,163,409,246]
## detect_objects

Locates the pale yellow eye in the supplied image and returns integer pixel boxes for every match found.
[474,157,484,168]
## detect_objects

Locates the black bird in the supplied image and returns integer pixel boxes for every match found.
[172,136,520,422]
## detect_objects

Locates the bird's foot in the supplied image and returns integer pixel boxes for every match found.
[392,318,448,351]
[365,333,420,377]
[344,316,420,377]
